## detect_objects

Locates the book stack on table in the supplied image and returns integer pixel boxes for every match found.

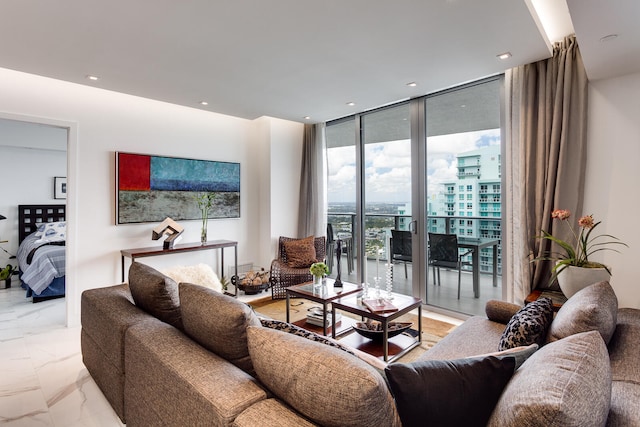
[362,298,398,313]
[306,308,342,327]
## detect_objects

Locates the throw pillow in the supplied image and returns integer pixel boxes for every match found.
[547,281,618,344]
[283,236,317,268]
[128,262,182,330]
[259,318,354,355]
[498,297,553,350]
[488,331,611,427]
[247,326,401,427]
[161,263,223,293]
[179,283,261,375]
[34,221,66,244]
[467,343,539,370]
[385,356,516,427]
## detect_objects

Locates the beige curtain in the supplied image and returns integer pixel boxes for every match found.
[504,35,588,303]
[298,123,326,238]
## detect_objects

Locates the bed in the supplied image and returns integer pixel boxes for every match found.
[16,204,66,302]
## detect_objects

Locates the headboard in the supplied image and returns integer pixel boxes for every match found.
[18,204,66,243]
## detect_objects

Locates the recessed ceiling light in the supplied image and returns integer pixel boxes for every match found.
[497,52,512,60]
[346,102,356,106]
[86,75,99,81]
[600,34,618,42]
[303,116,311,120]
[406,82,417,87]
[199,101,209,106]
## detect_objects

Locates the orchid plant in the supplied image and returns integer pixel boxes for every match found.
[534,209,627,283]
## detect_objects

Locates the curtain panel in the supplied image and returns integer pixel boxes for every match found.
[298,123,327,238]
[504,35,588,303]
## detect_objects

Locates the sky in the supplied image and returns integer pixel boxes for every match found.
[327,128,501,204]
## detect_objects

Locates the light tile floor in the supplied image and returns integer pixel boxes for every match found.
[0,281,462,426]
[0,285,123,427]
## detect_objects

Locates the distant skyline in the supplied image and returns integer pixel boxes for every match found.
[327,128,501,203]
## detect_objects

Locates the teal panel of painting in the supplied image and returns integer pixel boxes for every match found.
[116,152,240,224]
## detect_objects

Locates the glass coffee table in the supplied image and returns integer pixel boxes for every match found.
[286,279,361,336]
[331,292,422,362]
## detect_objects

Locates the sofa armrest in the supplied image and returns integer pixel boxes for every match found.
[485,299,522,324]
[125,318,267,426]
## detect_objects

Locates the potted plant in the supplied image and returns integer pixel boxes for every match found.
[533,209,627,297]
[0,264,15,288]
[309,262,329,286]
[195,192,216,244]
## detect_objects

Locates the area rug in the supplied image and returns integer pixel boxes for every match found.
[249,296,458,363]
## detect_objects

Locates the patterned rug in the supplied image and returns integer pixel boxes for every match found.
[249,296,458,363]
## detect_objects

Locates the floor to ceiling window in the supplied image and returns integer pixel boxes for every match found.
[325,76,503,316]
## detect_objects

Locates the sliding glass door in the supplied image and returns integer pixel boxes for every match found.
[361,103,412,296]
[325,76,503,316]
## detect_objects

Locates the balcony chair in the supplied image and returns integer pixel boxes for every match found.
[326,223,354,275]
[428,232,473,299]
[390,229,412,279]
[269,236,326,299]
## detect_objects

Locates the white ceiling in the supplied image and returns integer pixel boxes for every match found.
[0,1,637,124]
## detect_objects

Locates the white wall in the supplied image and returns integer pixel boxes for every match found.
[0,145,66,257]
[584,72,640,308]
[0,67,304,325]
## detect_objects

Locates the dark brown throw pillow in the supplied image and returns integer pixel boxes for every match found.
[283,236,317,268]
[385,356,516,427]
[128,262,183,330]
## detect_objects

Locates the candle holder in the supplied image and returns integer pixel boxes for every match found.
[373,276,381,297]
[361,281,370,300]
[385,263,394,299]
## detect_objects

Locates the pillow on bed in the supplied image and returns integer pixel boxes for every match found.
[34,221,66,244]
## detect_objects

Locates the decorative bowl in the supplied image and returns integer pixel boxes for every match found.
[353,321,413,341]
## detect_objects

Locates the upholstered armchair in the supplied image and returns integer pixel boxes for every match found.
[269,236,326,299]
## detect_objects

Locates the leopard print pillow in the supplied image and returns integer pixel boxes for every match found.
[260,318,354,355]
[498,297,553,351]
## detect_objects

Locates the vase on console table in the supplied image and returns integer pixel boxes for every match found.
[201,224,207,244]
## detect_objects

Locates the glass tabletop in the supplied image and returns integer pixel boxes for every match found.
[286,279,360,302]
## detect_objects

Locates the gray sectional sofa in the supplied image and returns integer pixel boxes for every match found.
[81,262,640,426]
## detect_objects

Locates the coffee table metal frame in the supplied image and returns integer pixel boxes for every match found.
[285,279,361,336]
[331,293,423,362]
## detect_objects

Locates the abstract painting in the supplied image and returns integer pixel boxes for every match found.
[116,152,240,224]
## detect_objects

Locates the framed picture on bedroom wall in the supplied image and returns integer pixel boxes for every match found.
[115,152,241,224]
[54,177,67,199]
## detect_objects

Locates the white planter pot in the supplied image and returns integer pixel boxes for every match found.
[556,264,611,298]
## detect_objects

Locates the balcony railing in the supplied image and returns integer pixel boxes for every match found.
[327,212,503,274]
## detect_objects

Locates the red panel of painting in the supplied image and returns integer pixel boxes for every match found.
[118,153,151,191]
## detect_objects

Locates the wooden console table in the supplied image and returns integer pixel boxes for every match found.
[121,240,238,295]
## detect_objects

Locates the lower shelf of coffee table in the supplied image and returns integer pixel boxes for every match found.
[338,332,419,361]
[292,316,357,336]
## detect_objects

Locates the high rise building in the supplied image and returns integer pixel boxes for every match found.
[430,144,502,274]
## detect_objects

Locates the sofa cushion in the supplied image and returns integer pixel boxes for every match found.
[283,235,317,268]
[128,262,182,330]
[488,331,612,427]
[247,326,401,427]
[179,283,261,375]
[498,297,553,350]
[385,356,516,427]
[547,281,618,344]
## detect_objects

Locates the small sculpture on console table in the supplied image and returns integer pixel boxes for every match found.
[334,239,343,287]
